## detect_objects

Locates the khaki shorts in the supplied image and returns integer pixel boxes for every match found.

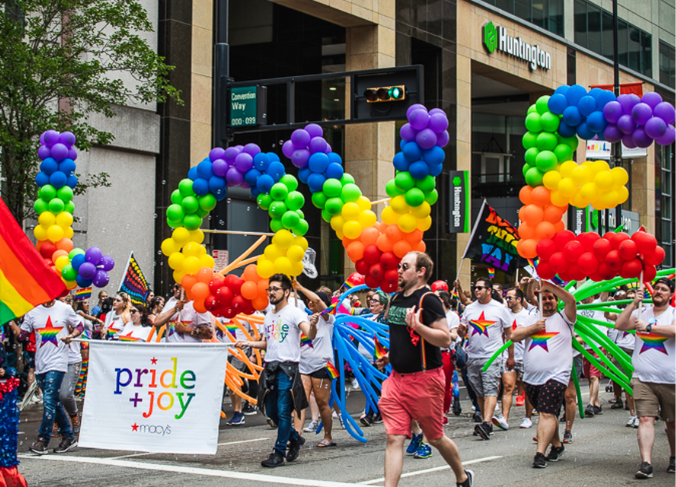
[632,378,675,422]
[467,357,501,398]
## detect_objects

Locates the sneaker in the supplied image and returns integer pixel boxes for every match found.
[546,444,565,462]
[406,433,423,455]
[29,438,49,455]
[563,430,573,444]
[668,456,675,474]
[626,415,637,427]
[491,415,509,431]
[474,422,491,440]
[413,442,432,459]
[635,461,653,479]
[559,413,567,423]
[520,418,533,429]
[350,378,360,390]
[266,417,277,428]
[442,417,449,425]
[472,412,483,423]
[360,413,373,427]
[584,404,595,417]
[261,450,285,468]
[531,409,539,416]
[70,415,81,434]
[593,405,603,415]
[304,420,318,432]
[611,399,624,410]
[372,413,383,424]
[533,452,547,468]
[226,412,245,426]
[632,416,640,428]
[54,437,78,453]
[242,404,257,415]
[457,469,474,487]
[286,435,305,462]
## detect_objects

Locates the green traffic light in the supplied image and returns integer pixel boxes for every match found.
[388,86,403,99]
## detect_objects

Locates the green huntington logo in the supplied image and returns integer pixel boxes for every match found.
[483,21,497,53]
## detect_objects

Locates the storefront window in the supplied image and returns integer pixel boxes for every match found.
[660,41,675,88]
[657,144,673,267]
[485,0,564,37]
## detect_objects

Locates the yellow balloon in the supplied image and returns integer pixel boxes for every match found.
[172,227,191,246]
[580,183,597,200]
[34,225,48,241]
[570,193,589,209]
[291,261,304,276]
[274,256,293,275]
[336,230,344,240]
[410,202,431,219]
[559,161,577,178]
[390,195,409,215]
[543,170,562,190]
[550,190,569,207]
[397,213,417,233]
[64,227,73,239]
[56,212,73,229]
[341,202,360,221]
[65,280,77,290]
[199,254,215,269]
[572,165,592,185]
[287,245,305,262]
[599,190,619,208]
[189,229,205,244]
[381,206,399,225]
[293,236,309,251]
[558,178,577,197]
[168,251,185,270]
[591,160,610,175]
[417,216,432,232]
[183,256,201,275]
[47,225,64,243]
[38,211,56,227]
[264,244,284,262]
[161,237,180,256]
[343,220,362,239]
[197,245,206,256]
[331,215,345,232]
[594,171,614,190]
[611,167,629,186]
[617,186,629,204]
[173,269,185,283]
[183,242,202,257]
[356,196,371,212]
[55,255,70,271]
[257,257,276,279]
[357,210,377,228]
[273,229,294,249]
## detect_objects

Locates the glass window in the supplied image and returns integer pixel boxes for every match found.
[574,0,587,47]
[640,32,652,78]
[601,11,613,60]
[617,20,628,66]
[659,41,675,88]
[490,0,564,36]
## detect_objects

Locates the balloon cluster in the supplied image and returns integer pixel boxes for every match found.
[256,176,308,236]
[535,230,665,282]
[516,186,566,258]
[256,230,309,278]
[602,92,676,147]
[547,85,617,140]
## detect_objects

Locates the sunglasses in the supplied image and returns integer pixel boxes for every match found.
[505,296,516,301]
[474,286,488,291]
[397,263,410,271]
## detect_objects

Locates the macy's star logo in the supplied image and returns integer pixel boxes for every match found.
[131,423,139,432]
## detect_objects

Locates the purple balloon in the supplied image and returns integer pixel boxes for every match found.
[603,124,623,143]
[305,123,323,138]
[291,149,311,168]
[406,104,426,119]
[641,92,662,109]
[79,262,97,280]
[92,270,110,288]
[644,117,667,139]
[85,247,103,265]
[234,152,254,172]
[437,130,450,147]
[409,109,431,130]
[224,147,240,165]
[39,132,46,146]
[43,130,60,147]
[50,143,68,162]
[656,125,676,146]
[209,147,226,162]
[400,123,417,142]
[631,103,653,125]
[282,140,295,159]
[653,102,676,125]
[100,255,115,272]
[309,137,327,154]
[226,166,244,186]
[59,132,76,148]
[67,147,77,161]
[622,133,637,148]
[416,128,437,149]
[632,127,652,148]
[429,108,446,117]
[617,114,636,135]
[428,113,449,134]
[37,145,51,160]
[242,143,261,156]
[602,101,623,124]
[240,182,251,190]
[324,144,332,154]
[291,129,311,149]
[618,94,640,115]
[212,158,228,177]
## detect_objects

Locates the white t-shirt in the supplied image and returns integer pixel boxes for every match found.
[67,316,91,365]
[104,311,128,340]
[166,301,213,343]
[22,301,80,374]
[461,299,513,360]
[631,306,676,384]
[521,311,574,386]
[611,326,635,350]
[443,311,460,352]
[300,314,335,375]
[118,322,153,342]
[578,302,608,349]
[509,308,531,362]
[263,304,309,363]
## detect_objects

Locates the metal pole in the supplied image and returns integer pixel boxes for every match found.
[213,0,231,148]
[611,0,622,231]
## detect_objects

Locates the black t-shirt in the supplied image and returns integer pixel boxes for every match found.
[387,287,445,373]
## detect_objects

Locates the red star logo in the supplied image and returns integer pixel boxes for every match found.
[151,357,157,364]
[469,311,496,337]
[131,423,138,431]
[512,319,517,331]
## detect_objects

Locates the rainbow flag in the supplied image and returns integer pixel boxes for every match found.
[526,257,566,285]
[75,287,92,300]
[300,332,314,348]
[374,334,387,359]
[488,268,495,279]
[325,361,339,379]
[0,197,66,323]
[451,288,459,299]
[118,252,149,306]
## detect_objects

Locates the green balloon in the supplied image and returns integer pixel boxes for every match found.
[166,204,185,221]
[65,201,75,214]
[293,219,309,236]
[386,179,404,198]
[405,188,425,207]
[68,248,85,260]
[199,194,217,211]
[270,218,284,233]
[341,183,361,203]
[395,172,415,192]
[425,189,439,205]
[527,104,537,114]
[321,209,332,223]
[181,195,199,214]
[525,113,542,133]
[553,143,573,163]
[287,191,305,211]
[524,147,539,166]
[178,178,194,197]
[536,132,557,151]
[281,210,300,229]
[34,199,48,215]
[62,264,78,282]
[323,179,342,198]
[171,189,183,205]
[270,183,289,201]
[197,208,209,218]
[269,201,287,218]
[311,191,327,209]
[522,163,532,178]
[325,197,344,216]
[540,112,560,132]
[48,198,64,214]
[280,174,298,192]
[536,95,550,115]
[167,217,182,229]
[340,174,355,185]
[535,150,558,172]
[296,209,304,219]
[522,132,538,150]
[39,185,56,201]
[183,214,202,231]
[257,193,272,210]
[415,175,436,193]
[525,167,544,187]
[57,186,73,203]
[559,135,579,151]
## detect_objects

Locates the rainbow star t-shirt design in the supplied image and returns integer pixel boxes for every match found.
[636,331,669,355]
[38,316,64,348]
[528,331,559,352]
[469,311,495,337]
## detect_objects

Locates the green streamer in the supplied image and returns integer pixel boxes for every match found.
[572,340,632,395]
[482,340,512,372]
[575,317,633,373]
[574,325,633,379]
[571,360,584,419]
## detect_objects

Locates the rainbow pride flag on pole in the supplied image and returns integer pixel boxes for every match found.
[0,197,66,323]
[374,334,387,360]
[75,287,92,300]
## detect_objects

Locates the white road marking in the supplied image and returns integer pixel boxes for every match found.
[358,455,503,484]
[17,455,358,487]
[106,437,271,459]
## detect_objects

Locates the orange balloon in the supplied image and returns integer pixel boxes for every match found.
[543,205,563,224]
[55,238,73,253]
[192,282,209,301]
[197,267,214,283]
[386,225,404,242]
[415,240,426,252]
[376,234,394,252]
[519,186,533,205]
[347,241,365,261]
[517,239,538,258]
[194,299,207,313]
[181,274,198,292]
[52,249,68,264]
[252,296,269,311]
[242,264,260,282]
[36,240,44,252]
[518,222,536,240]
[257,279,269,298]
[360,227,379,246]
[342,236,357,248]
[535,221,556,240]
[521,204,544,225]
[531,186,551,206]
[393,240,412,258]
[554,221,565,232]
[241,281,258,300]
[404,229,423,245]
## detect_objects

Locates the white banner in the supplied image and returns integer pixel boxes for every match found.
[79,341,228,454]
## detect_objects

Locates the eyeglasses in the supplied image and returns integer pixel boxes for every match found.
[397,263,410,271]
[474,286,488,291]
[369,298,382,304]
[266,287,282,293]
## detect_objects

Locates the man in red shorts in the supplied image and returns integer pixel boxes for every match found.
[377,251,472,487]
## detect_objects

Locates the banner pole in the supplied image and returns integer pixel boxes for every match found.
[117,251,133,293]
[637,269,644,322]
[456,199,486,283]
[538,278,544,319]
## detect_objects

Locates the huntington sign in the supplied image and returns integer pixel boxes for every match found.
[483,21,551,71]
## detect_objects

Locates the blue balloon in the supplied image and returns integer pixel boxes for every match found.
[298,167,311,183]
[422,146,445,165]
[578,96,597,117]
[399,139,407,151]
[429,162,443,177]
[256,174,274,193]
[325,162,344,180]
[393,152,410,172]
[192,177,209,196]
[595,90,616,111]
[244,168,261,186]
[576,122,595,140]
[49,171,67,188]
[327,152,342,164]
[557,121,577,138]
[586,111,608,133]
[71,254,86,271]
[250,188,260,198]
[565,84,587,106]
[307,173,326,193]
[208,176,226,193]
[308,152,330,173]
[58,159,76,174]
[548,93,568,115]
[409,161,429,179]
[267,161,285,181]
[188,166,198,181]
[267,152,280,162]
[214,188,227,201]
[253,153,270,171]
[40,158,58,175]
[554,85,570,96]
[197,159,213,180]
[76,275,93,288]
[562,106,582,127]
[35,172,49,187]
[66,175,78,189]
[402,142,422,162]
[587,87,603,99]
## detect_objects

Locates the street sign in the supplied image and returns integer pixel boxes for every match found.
[228,86,267,128]
[449,171,470,233]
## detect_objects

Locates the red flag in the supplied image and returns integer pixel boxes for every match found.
[590,82,643,97]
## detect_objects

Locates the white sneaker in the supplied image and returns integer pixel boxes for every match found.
[492,415,509,431]
[626,415,636,427]
[632,416,640,428]
[520,417,533,429]
[304,420,318,432]
[351,378,360,390]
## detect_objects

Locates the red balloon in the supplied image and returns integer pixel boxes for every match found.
[553,230,576,251]
[605,250,623,271]
[618,239,638,260]
[588,271,603,282]
[40,241,57,259]
[610,232,631,250]
[365,275,381,289]
[384,268,399,283]
[602,232,616,241]
[597,262,616,280]
[577,252,599,275]
[536,261,556,280]
[380,251,399,269]
[632,232,657,255]
[536,239,557,261]
[355,258,370,275]
[369,263,385,280]
[568,264,586,281]
[563,241,585,263]
[381,280,397,293]
[642,264,657,282]
[549,252,569,274]
[243,301,256,316]
[223,306,237,319]
[363,245,382,265]
[620,258,643,279]
[643,246,665,266]
[578,232,601,252]
[209,277,225,294]
[231,294,247,313]
[215,286,233,306]
[204,295,218,311]
[593,238,612,260]
[557,269,573,282]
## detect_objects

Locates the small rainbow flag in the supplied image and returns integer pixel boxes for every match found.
[451,288,459,299]
[488,268,495,279]
[325,361,339,379]
[374,334,387,359]
[300,332,314,348]
[75,287,92,300]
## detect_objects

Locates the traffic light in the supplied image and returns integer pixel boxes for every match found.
[364,85,406,103]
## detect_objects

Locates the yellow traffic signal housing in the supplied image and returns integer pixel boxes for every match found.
[364,85,406,103]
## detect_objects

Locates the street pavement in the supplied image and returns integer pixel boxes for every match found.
[14,383,674,486]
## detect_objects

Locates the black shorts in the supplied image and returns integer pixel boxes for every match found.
[525,379,568,416]
[308,368,331,380]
